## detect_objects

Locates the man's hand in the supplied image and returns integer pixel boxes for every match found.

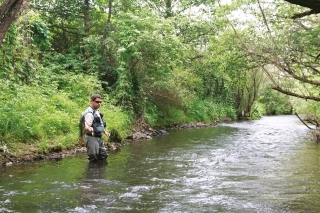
[104,130,110,137]
[86,126,94,132]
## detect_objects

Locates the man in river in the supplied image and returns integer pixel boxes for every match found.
[82,93,110,162]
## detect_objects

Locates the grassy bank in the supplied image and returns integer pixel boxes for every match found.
[0,74,131,162]
[0,71,239,165]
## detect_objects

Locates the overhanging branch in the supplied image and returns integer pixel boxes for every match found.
[283,0,320,18]
[272,86,320,101]
[291,9,320,19]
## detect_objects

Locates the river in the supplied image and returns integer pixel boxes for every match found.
[1,115,320,213]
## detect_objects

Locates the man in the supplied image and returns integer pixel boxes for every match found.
[82,94,110,162]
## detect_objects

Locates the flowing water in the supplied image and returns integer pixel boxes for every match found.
[1,115,320,213]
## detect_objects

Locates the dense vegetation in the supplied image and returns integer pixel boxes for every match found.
[0,0,319,158]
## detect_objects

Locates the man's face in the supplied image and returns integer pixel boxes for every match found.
[91,97,102,109]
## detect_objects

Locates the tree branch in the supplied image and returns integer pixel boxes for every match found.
[291,9,320,19]
[283,0,320,18]
[284,0,320,10]
[295,113,313,129]
[272,85,320,101]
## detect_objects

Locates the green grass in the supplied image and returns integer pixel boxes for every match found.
[0,74,132,156]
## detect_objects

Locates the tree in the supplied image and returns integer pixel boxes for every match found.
[219,0,320,102]
[252,1,320,102]
[0,0,29,46]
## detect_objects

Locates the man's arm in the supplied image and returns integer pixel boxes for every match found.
[84,113,94,133]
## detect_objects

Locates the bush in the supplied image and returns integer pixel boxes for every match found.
[187,99,236,122]
[144,98,237,127]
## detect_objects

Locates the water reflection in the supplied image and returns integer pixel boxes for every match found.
[80,160,108,205]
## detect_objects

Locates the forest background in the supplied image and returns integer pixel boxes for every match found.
[1,0,320,160]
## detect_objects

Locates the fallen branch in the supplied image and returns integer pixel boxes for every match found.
[295,113,313,129]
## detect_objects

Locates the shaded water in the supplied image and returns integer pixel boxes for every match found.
[1,115,320,212]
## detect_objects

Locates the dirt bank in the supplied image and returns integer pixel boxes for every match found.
[0,142,123,166]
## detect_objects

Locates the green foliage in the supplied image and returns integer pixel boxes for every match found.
[293,99,320,119]
[3,0,318,155]
[145,106,187,127]
[30,0,84,20]
[144,103,160,126]
[194,31,251,102]
[0,11,52,84]
[144,98,236,127]
[30,18,51,50]
[187,99,237,122]
[103,106,132,142]
[259,87,293,115]
[41,53,87,74]
[109,10,189,116]
[0,24,35,83]
[0,71,132,153]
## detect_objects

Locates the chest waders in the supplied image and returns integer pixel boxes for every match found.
[85,135,107,162]
[82,107,108,162]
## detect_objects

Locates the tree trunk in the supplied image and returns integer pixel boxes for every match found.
[84,0,90,35]
[165,0,173,18]
[83,0,90,71]
[0,0,29,46]
[99,0,118,89]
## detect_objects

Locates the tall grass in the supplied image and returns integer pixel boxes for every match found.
[186,99,236,122]
[0,70,236,155]
[144,99,236,127]
[0,73,131,154]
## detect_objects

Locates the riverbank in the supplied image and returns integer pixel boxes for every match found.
[0,121,217,166]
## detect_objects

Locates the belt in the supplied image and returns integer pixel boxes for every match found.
[86,133,102,138]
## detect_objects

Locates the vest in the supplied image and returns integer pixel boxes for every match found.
[83,107,105,137]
